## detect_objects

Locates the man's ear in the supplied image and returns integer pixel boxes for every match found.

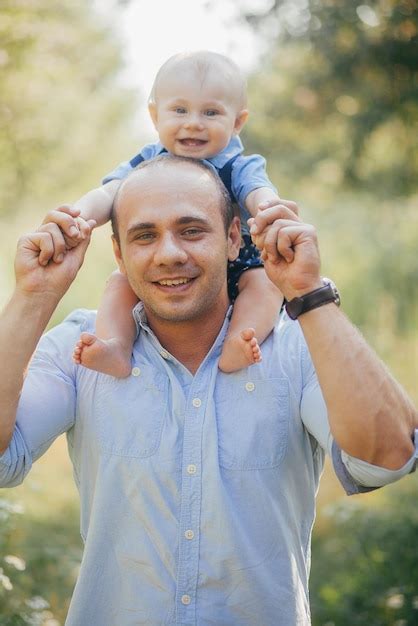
[233,109,249,134]
[227,216,242,262]
[112,236,126,275]
[148,102,158,129]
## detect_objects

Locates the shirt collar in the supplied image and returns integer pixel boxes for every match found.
[132,302,233,365]
[207,136,244,168]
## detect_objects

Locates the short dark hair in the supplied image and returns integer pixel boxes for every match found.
[111,155,234,243]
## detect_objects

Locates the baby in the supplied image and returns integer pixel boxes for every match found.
[71,51,283,376]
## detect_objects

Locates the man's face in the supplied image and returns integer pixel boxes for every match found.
[113,164,240,327]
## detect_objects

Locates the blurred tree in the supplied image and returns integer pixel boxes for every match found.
[0,0,138,218]
[242,0,417,197]
[310,479,418,625]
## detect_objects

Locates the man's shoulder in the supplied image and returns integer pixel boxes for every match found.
[41,308,97,349]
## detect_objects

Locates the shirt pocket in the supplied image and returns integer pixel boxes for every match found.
[94,368,168,458]
[215,377,289,470]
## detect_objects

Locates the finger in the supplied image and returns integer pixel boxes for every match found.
[35,232,55,266]
[41,209,81,239]
[38,223,67,263]
[53,204,80,218]
[275,224,316,262]
[253,218,301,255]
[250,203,301,236]
[258,197,282,211]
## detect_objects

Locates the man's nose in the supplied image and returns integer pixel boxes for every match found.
[184,113,204,130]
[153,233,188,265]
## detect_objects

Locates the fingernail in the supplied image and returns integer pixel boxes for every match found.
[69,226,79,237]
[56,253,64,263]
[250,225,257,234]
[259,201,269,209]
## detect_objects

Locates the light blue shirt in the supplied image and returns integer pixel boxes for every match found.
[102,136,277,214]
[0,307,416,625]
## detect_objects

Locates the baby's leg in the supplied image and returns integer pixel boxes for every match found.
[73,271,138,377]
[218,268,283,373]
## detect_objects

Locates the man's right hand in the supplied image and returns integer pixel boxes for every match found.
[15,209,96,301]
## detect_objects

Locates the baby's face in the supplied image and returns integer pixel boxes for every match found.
[149,70,248,160]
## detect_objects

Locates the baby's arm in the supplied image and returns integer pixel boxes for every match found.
[245,186,282,217]
[73,179,121,226]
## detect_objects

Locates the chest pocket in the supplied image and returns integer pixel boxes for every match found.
[215,376,289,470]
[94,367,168,458]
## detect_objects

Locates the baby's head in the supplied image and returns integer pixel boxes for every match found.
[148,51,249,160]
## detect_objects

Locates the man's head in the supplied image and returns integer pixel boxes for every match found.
[148,51,249,160]
[111,156,241,328]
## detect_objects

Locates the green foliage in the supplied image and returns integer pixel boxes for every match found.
[244,0,418,197]
[0,496,82,625]
[311,479,418,625]
[0,0,138,218]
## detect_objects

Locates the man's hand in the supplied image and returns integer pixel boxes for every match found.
[15,212,96,301]
[248,200,322,301]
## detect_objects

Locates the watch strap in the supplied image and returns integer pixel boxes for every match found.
[285,281,339,320]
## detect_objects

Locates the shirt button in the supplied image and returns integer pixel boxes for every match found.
[131,367,141,377]
[160,350,169,359]
[181,594,191,605]
[187,464,197,475]
[245,382,255,392]
[192,398,201,408]
[185,529,194,540]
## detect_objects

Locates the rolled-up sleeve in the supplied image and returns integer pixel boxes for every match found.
[0,310,91,487]
[299,340,417,494]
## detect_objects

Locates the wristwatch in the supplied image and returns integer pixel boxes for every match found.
[285,278,341,320]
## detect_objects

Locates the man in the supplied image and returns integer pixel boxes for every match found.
[0,155,416,625]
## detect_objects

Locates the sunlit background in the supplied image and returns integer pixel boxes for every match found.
[1,1,417,624]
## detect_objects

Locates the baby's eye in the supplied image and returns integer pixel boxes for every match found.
[174,107,187,114]
[204,109,219,117]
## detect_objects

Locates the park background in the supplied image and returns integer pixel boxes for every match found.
[0,0,417,624]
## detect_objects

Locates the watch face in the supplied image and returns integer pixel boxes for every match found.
[322,277,341,307]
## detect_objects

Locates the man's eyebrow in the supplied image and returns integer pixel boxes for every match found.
[176,215,211,226]
[127,222,156,235]
[126,216,211,236]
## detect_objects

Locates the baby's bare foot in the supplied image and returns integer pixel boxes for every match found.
[72,332,132,378]
[218,328,262,373]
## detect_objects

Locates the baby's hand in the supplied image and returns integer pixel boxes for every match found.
[257,197,283,212]
[38,205,96,265]
[42,205,86,250]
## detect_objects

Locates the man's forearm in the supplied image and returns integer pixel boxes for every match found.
[0,291,60,453]
[299,303,416,469]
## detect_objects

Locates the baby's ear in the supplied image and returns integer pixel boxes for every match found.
[234,109,249,134]
[148,102,158,128]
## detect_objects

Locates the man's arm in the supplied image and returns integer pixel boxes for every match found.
[0,216,94,454]
[250,203,417,470]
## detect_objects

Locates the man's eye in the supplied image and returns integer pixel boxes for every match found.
[183,228,202,237]
[135,232,154,241]
[205,109,219,117]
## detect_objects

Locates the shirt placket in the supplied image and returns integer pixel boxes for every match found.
[175,368,209,625]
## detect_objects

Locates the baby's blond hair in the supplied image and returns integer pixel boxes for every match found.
[149,51,247,110]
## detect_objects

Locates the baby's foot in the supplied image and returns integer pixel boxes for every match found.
[72,333,132,378]
[218,328,262,373]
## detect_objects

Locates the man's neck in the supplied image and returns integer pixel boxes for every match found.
[144,305,229,374]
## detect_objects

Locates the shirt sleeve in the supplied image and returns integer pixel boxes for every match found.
[101,142,161,184]
[299,337,417,495]
[0,309,92,487]
[230,153,278,212]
